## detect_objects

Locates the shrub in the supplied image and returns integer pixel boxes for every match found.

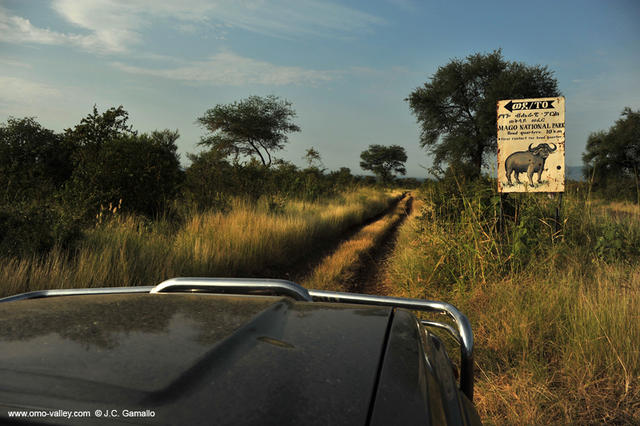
[65,131,183,219]
[0,203,81,257]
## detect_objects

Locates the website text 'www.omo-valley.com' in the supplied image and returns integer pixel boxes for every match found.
[7,409,156,419]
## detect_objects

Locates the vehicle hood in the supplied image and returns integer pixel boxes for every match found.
[0,293,392,425]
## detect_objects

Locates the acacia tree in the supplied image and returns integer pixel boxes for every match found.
[406,49,560,178]
[583,107,640,203]
[303,147,325,170]
[197,95,300,167]
[360,144,407,184]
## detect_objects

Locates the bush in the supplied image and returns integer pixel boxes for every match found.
[418,175,640,285]
[387,177,640,425]
[65,130,183,219]
[183,154,355,209]
[0,203,81,257]
[0,117,74,204]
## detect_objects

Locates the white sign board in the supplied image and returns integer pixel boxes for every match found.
[497,97,565,193]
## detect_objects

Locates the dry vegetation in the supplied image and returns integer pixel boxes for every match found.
[593,200,640,223]
[3,173,638,424]
[383,184,640,424]
[0,188,394,297]
[302,194,410,291]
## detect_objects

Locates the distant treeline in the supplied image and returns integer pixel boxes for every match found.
[0,105,417,258]
[583,107,640,203]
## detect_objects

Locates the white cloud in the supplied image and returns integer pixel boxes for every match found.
[0,6,122,53]
[0,57,32,69]
[201,0,385,38]
[50,0,149,52]
[111,51,338,86]
[0,1,384,54]
[0,76,62,112]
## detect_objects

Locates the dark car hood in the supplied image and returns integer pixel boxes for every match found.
[0,293,392,425]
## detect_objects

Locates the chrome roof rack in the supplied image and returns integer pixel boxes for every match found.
[151,277,312,301]
[0,286,154,303]
[308,289,474,401]
[0,277,474,400]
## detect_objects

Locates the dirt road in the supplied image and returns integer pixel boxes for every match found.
[298,193,413,295]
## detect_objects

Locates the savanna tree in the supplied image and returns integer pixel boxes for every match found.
[583,107,640,202]
[407,49,560,178]
[197,95,300,167]
[303,147,325,170]
[360,144,407,184]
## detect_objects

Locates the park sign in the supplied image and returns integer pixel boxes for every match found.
[497,97,565,193]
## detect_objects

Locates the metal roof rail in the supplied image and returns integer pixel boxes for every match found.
[0,286,154,303]
[0,277,473,400]
[308,289,474,401]
[151,277,313,301]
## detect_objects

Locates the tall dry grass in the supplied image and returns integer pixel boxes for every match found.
[302,195,410,291]
[384,184,640,424]
[0,188,394,297]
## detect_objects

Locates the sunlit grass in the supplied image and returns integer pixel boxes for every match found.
[592,200,640,223]
[0,188,394,297]
[384,189,640,424]
[303,195,410,291]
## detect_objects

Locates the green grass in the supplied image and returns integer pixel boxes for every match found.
[384,183,640,424]
[0,188,394,297]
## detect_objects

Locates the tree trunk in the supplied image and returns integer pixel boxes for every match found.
[634,166,639,205]
[247,140,266,166]
[472,143,484,178]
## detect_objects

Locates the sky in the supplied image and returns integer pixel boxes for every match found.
[1,0,639,177]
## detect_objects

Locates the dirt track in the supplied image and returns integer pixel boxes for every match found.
[297,193,413,294]
[352,195,413,295]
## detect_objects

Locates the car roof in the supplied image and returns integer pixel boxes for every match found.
[0,278,478,425]
[0,293,394,425]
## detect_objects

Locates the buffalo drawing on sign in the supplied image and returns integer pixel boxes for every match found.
[505,143,558,187]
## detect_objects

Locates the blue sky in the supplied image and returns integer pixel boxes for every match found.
[1,0,639,177]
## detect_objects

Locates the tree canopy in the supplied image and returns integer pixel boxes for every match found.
[197,95,300,167]
[583,107,640,201]
[65,107,183,216]
[0,117,75,203]
[303,147,324,170]
[65,105,136,148]
[406,49,560,178]
[360,144,407,183]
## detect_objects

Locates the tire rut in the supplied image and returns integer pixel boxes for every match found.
[296,193,413,294]
[349,195,413,295]
[283,194,407,284]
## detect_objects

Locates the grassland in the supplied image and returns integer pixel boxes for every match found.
[383,184,640,424]
[3,176,638,424]
[302,194,410,291]
[0,188,394,297]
